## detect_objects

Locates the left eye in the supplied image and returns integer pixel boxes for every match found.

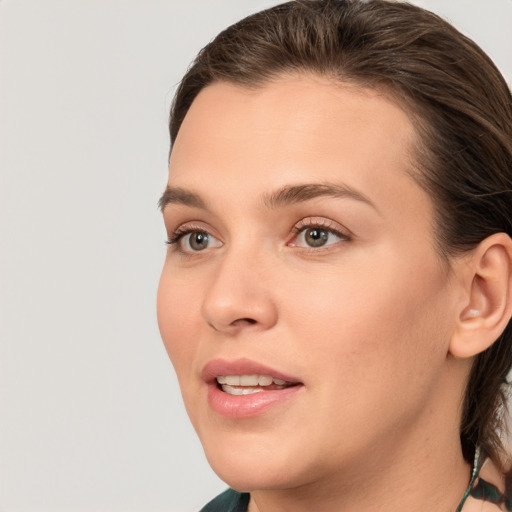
[293,226,343,248]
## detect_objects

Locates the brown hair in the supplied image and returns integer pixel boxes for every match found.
[169,0,512,470]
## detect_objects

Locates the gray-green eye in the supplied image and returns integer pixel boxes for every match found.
[188,232,209,251]
[179,230,222,252]
[304,228,329,247]
[294,226,343,248]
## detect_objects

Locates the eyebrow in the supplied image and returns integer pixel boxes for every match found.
[262,183,377,210]
[159,182,377,212]
[158,187,206,211]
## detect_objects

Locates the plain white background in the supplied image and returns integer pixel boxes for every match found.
[0,1,511,511]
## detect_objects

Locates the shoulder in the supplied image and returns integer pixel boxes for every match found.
[199,488,250,512]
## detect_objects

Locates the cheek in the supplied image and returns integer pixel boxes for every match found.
[283,252,453,386]
[157,268,201,375]
[279,258,454,458]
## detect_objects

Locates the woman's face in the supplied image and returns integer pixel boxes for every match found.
[158,76,462,491]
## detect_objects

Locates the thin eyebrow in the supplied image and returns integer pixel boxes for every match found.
[263,183,378,211]
[158,186,207,212]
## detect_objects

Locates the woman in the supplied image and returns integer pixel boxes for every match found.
[157,1,512,510]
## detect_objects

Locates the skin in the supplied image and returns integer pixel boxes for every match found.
[157,76,475,512]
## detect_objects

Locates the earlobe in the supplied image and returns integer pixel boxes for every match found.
[449,233,512,359]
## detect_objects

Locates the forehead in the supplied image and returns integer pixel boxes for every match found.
[167,76,430,224]
[170,76,417,176]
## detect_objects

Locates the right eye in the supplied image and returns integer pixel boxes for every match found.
[167,229,223,253]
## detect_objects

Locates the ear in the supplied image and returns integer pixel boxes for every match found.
[449,233,512,359]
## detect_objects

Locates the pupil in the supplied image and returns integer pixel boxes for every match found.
[190,232,209,250]
[306,228,328,247]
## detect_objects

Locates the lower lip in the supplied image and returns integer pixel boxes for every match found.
[207,383,303,419]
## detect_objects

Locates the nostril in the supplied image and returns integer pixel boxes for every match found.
[206,316,260,332]
[233,318,257,326]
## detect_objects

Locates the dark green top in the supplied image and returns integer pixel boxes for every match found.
[199,488,249,512]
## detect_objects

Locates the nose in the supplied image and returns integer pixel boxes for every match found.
[200,247,278,335]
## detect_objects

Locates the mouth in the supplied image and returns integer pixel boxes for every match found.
[202,358,304,418]
[216,374,298,395]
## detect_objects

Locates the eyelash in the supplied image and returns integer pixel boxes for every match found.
[166,227,200,246]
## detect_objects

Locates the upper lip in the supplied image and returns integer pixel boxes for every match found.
[201,357,302,384]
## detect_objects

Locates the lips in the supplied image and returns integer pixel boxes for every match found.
[202,358,303,418]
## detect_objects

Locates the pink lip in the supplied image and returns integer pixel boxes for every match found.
[202,358,304,419]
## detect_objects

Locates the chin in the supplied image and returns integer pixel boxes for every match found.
[201,434,315,492]
[210,461,301,493]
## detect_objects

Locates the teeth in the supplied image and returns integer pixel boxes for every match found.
[258,375,273,386]
[240,374,259,386]
[225,376,240,385]
[216,375,290,387]
[222,384,264,396]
